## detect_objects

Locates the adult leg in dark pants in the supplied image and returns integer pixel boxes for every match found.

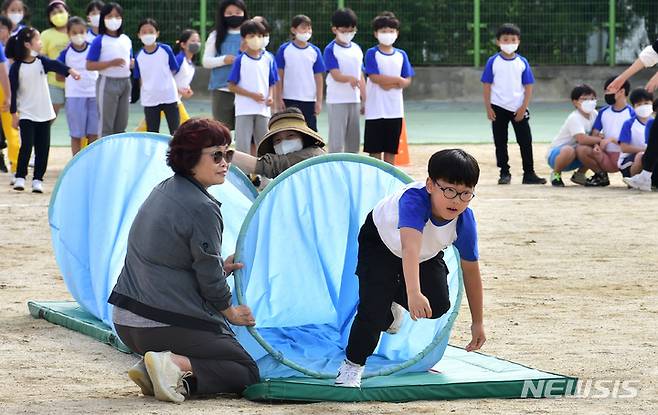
[115,324,260,396]
[345,213,451,366]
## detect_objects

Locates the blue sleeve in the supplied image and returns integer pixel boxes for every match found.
[40,56,70,76]
[363,48,379,75]
[323,42,339,71]
[397,187,431,232]
[57,47,68,64]
[628,105,636,118]
[87,35,102,61]
[592,109,604,131]
[162,44,179,73]
[9,61,19,114]
[618,119,633,144]
[454,208,479,262]
[646,118,654,144]
[312,45,325,73]
[521,57,535,85]
[480,55,495,83]
[269,55,279,86]
[227,54,242,84]
[399,49,414,78]
[175,51,185,68]
[133,52,141,79]
[0,43,6,63]
[275,43,287,69]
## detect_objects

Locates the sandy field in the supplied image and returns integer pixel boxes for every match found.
[1,143,657,414]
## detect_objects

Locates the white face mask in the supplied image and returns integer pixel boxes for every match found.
[262,35,270,49]
[71,34,86,46]
[500,43,519,54]
[246,36,263,51]
[104,17,122,32]
[8,12,23,26]
[635,104,654,119]
[89,14,100,27]
[140,34,157,46]
[337,31,356,44]
[296,32,312,42]
[274,138,304,155]
[377,32,397,46]
[580,99,597,114]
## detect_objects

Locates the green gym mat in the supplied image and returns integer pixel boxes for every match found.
[27,300,577,402]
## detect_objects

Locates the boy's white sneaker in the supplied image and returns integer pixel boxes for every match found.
[144,351,187,403]
[128,358,154,396]
[386,302,405,334]
[32,180,43,193]
[335,359,364,388]
[623,171,652,192]
[13,177,25,191]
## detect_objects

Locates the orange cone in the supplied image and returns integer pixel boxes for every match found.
[394,118,410,166]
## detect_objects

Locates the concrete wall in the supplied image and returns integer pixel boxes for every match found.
[190,66,655,102]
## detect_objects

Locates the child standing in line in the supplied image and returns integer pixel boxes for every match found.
[363,12,414,165]
[86,2,133,138]
[2,0,27,38]
[173,29,199,124]
[481,23,545,185]
[133,18,180,134]
[335,149,486,388]
[324,7,365,154]
[57,16,99,155]
[275,14,325,131]
[617,88,653,178]
[7,27,80,193]
[41,0,71,117]
[0,15,14,175]
[85,1,104,43]
[227,20,278,155]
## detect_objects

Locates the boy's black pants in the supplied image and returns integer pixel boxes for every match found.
[491,104,536,174]
[345,213,451,366]
[642,119,658,186]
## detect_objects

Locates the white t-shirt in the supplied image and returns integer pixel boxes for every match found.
[227,51,278,117]
[480,53,535,112]
[323,40,363,104]
[57,43,98,98]
[547,109,597,160]
[86,28,99,44]
[87,33,133,78]
[592,105,635,152]
[275,41,325,102]
[618,116,650,167]
[363,46,414,120]
[174,51,195,92]
[134,43,180,107]
[639,41,658,67]
[10,57,68,122]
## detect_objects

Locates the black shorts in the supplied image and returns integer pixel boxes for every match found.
[363,118,403,154]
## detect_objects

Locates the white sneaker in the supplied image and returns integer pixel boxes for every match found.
[13,177,25,191]
[335,359,364,388]
[386,302,406,334]
[623,170,652,192]
[128,358,154,396]
[144,351,188,403]
[32,179,43,193]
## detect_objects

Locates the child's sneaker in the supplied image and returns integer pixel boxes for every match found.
[32,180,43,193]
[550,172,564,187]
[128,358,154,396]
[498,171,511,185]
[335,359,364,388]
[13,177,25,191]
[585,172,609,187]
[570,171,587,186]
[522,172,547,185]
[386,302,405,334]
[623,171,652,192]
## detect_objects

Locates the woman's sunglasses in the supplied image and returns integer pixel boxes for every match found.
[205,149,234,164]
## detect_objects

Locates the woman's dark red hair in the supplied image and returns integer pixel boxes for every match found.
[167,117,232,176]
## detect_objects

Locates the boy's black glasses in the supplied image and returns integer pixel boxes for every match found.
[435,184,475,202]
[204,149,234,164]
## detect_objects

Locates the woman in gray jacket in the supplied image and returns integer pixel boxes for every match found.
[108,117,259,403]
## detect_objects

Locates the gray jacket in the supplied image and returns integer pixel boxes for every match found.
[109,174,232,334]
[255,146,326,178]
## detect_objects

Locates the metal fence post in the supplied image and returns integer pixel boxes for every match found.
[338,0,345,8]
[473,0,481,67]
[608,0,616,66]
[200,0,208,55]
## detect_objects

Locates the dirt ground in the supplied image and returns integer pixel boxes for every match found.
[1,143,657,414]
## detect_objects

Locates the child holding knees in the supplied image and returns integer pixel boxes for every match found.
[617,88,653,178]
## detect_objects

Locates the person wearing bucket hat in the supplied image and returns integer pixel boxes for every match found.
[231,107,326,179]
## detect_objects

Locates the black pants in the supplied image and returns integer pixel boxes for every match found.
[16,119,50,180]
[283,99,317,131]
[345,213,451,366]
[144,102,180,135]
[491,104,536,174]
[114,324,259,395]
[642,120,658,186]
